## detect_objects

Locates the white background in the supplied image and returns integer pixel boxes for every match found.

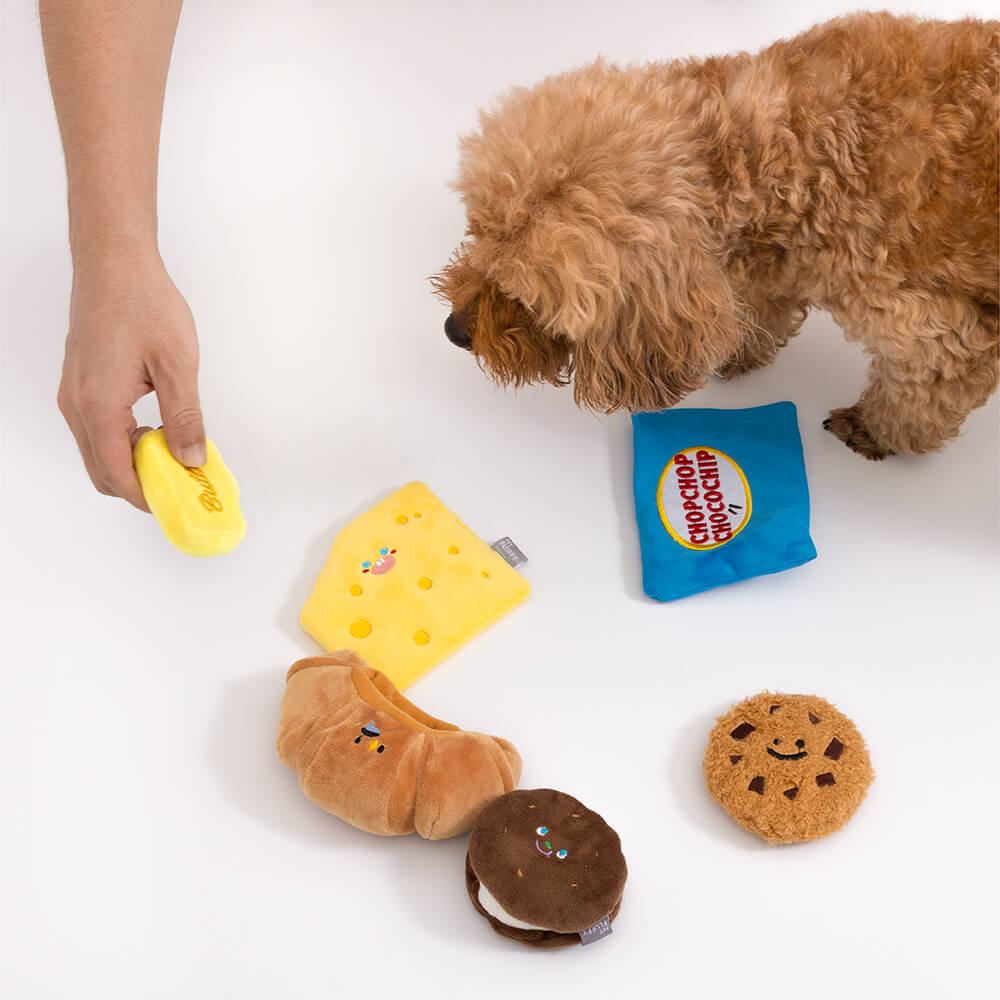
[2,1,998,997]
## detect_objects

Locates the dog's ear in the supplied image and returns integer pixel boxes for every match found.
[574,231,745,412]
[513,207,745,412]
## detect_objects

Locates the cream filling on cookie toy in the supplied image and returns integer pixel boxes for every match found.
[477,884,551,932]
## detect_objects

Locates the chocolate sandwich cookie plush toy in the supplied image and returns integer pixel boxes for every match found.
[277,651,522,839]
[465,789,627,948]
[704,692,874,844]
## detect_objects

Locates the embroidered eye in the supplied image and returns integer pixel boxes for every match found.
[536,826,548,836]
[380,547,389,555]
[556,849,568,860]
[361,561,371,569]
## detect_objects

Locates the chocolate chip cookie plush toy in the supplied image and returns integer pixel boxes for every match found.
[277,651,522,839]
[704,693,873,844]
[465,789,627,948]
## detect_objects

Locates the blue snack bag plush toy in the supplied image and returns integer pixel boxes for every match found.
[632,403,817,601]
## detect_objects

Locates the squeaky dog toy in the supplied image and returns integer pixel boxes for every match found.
[704,692,874,844]
[277,651,522,839]
[134,429,246,557]
[301,482,529,690]
[632,403,816,600]
[465,789,627,948]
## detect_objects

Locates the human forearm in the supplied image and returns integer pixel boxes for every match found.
[41,0,206,511]
[40,0,184,262]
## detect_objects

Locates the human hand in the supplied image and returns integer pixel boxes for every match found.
[57,248,206,511]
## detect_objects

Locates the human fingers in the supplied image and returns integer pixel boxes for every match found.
[83,402,152,512]
[57,381,112,497]
[151,352,206,468]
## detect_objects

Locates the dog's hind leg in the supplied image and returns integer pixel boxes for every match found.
[716,293,808,379]
[824,296,999,459]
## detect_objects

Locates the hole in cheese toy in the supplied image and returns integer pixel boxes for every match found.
[300,482,530,689]
[276,650,522,839]
[133,429,246,557]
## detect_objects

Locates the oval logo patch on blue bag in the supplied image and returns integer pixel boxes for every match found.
[657,447,752,550]
[632,403,817,601]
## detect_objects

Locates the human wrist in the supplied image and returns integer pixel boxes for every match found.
[69,223,163,279]
[67,187,160,268]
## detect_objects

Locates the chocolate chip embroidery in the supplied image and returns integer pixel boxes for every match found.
[749,776,766,794]
[808,712,821,724]
[816,773,836,787]
[731,723,756,740]
[730,755,742,765]
[769,704,782,714]
[783,787,799,800]
[824,738,845,761]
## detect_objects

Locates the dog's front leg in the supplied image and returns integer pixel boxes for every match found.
[824,305,999,459]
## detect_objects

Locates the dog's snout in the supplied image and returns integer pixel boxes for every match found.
[445,313,473,350]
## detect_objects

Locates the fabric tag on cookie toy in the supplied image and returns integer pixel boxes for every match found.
[579,917,613,946]
[301,482,530,690]
[632,403,816,601]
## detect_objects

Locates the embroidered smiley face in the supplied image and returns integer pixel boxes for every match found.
[728,703,847,794]
[766,737,807,761]
[704,693,874,844]
[362,547,396,575]
[534,826,569,859]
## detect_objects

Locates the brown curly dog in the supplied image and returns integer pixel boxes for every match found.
[432,12,999,459]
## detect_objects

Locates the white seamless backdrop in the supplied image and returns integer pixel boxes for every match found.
[2,2,998,998]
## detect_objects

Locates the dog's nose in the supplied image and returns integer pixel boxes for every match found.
[445,313,473,350]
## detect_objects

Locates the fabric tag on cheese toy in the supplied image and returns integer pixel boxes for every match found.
[301,482,530,689]
[631,403,816,601]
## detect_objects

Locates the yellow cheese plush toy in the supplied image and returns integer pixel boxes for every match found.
[301,482,529,689]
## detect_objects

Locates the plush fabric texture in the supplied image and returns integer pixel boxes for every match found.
[465,789,627,948]
[301,482,530,690]
[704,692,874,844]
[276,651,521,839]
[433,12,998,460]
[133,429,246,557]
[632,403,816,601]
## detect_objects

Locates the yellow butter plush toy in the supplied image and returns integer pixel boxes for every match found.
[301,482,529,689]
[134,429,246,557]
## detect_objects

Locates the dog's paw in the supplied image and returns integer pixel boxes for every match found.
[823,406,894,461]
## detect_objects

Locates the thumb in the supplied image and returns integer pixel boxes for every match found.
[156,365,207,468]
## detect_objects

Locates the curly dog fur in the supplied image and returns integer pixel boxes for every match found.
[432,12,999,459]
